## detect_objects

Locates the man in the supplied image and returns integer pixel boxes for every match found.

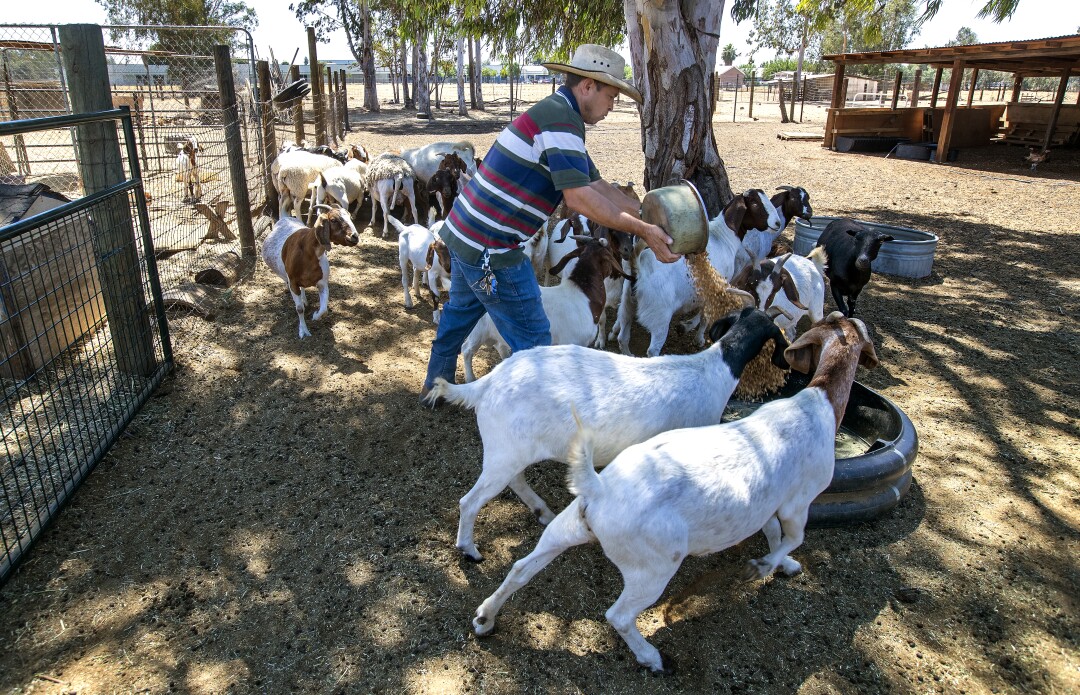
[421,44,680,402]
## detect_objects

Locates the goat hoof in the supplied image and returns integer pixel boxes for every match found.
[649,651,676,676]
[742,559,771,581]
[472,613,495,636]
[458,547,484,563]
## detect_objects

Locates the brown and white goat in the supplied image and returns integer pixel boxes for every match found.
[175,137,202,202]
[261,205,360,339]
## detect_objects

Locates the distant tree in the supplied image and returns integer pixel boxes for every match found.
[722,43,738,65]
[759,56,800,80]
[946,27,979,46]
[95,0,257,45]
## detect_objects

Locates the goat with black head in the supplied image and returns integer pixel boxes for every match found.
[815,218,892,317]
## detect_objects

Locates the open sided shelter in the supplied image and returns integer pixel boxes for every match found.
[822,34,1080,162]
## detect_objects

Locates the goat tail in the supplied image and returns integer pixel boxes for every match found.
[386,214,407,234]
[807,245,828,275]
[565,406,603,501]
[427,376,485,410]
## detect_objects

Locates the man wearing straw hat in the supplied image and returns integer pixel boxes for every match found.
[421,44,681,403]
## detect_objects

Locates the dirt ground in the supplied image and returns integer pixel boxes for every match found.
[1,92,1078,694]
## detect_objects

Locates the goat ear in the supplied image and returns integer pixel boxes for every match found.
[770,334,791,369]
[783,332,819,374]
[723,196,748,239]
[859,339,880,369]
[730,263,753,291]
[313,216,331,247]
[708,313,739,342]
[780,271,805,309]
[549,247,583,276]
[425,243,435,270]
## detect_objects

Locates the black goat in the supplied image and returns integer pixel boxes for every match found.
[427,168,459,220]
[815,219,893,317]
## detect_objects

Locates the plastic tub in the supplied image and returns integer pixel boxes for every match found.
[794,216,938,279]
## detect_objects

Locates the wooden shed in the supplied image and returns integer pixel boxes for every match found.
[822,34,1080,162]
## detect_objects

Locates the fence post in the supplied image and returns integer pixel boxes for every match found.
[748,71,755,119]
[325,65,337,145]
[257,60,278,216]
[59,24,156,377]
[800,75,807,121]
[289,65,305,144]
[340,69,350,132]
[911,68,922,107]
[307,27,327,146]
[214,45,256,264]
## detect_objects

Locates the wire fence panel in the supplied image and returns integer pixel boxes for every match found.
[0,110,172,584]
[0,24,264,293]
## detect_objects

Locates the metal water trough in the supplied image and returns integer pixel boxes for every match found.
[793,216,939,279]
[724,375,918,526]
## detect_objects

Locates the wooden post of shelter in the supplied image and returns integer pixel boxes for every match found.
[257,60,278,215]
[1042,69,1071,153]
[824,64,846,149]
[936,59,965,164]
[967,69,979,106]
[911,68,922,107]
[307,27,326,146]
[748,70,755,119]
[214,45,255,263]
[930,67,943,108]
[1010,73,1023,103]
[289,65,305,144]
[891,70,903,110]
[59,24,156,377]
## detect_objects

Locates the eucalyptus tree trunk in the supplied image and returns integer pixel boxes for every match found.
[416,31,431,118]
[624,0,732,215]
[473,37,485,110]
[468,36,476,109]
[456,36,467,116]
[361,0,379,111]
[401,40,413,109]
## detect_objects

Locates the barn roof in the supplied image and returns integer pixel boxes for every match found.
[824,34,1080,77]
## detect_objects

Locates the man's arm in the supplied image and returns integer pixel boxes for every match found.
[587,179,640,216]
[562,184,681,263]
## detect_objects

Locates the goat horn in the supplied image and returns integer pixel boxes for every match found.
[726,287,757,308]
[313,204,333,213]
[776,185,795,191]
[771,252,792,271]
[568,234,594,242]
[767,304,795,321]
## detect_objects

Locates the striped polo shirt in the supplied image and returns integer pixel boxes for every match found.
[441,86,600,268]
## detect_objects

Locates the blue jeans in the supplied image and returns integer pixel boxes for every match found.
[424,249,551,388]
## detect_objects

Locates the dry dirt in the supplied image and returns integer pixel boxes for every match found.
[1,94,1078,695]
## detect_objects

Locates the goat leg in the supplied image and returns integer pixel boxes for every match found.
[830,284,850,318]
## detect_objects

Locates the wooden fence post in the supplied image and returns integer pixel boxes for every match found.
[214,45,255,263]
[911,68,922,107]
[307,27,326,146]
[325,65,337,145]
[340,69,350,132]
[257,60,278,215]
[289,65,305,144]
[59,24,155,377]
[748,71,755,119]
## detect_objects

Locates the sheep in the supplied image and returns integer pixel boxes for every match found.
[460,235,632,382]
[366,153,419,238]
[815,218,894,317]
[471,312,880,673]
[306,161,368,223]
[261,204,360,339]
[731,247,828,339]
[615,189,781,357]
[271,149,340,220]
[393,215,450,322]
[425,303,788,563]
[175,137,202,202]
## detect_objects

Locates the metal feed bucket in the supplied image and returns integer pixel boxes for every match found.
[794,216,939,279]
[640,180,708,255]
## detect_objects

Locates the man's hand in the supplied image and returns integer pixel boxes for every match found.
[640,222,680,263]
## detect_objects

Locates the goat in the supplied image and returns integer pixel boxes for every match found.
[175,137,202,202]
[306,161,368,223]
[732,247,828,339]
[271,150,340,220]
[400,140,477,187]
[261,205,360,339]
[426,167,459,221]
[761,185,813,258]
[815,219,893,317]
[615,189,781,357]
[461,236,632,382]
[425,225,452,324]
[366,153,419,238]
[425,304,787,562]
[471,312,879,673]
[393,215,450,322]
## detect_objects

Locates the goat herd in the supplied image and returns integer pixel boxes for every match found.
[258,137,899,674]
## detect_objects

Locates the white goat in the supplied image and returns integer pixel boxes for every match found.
[271,150,340,220]
[366,153,419,238]
[426,305,789,562]
[461,236,630,382]
[175,137,202,202]
[261,205,360,339]
[472,313,879,673]
[733,248,828,339]
[306,160,368,223]
[616,189,781,357]
[394,215,450,322]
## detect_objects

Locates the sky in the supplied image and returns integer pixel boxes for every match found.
[5,0,1078,68]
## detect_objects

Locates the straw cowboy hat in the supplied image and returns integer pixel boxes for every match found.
[542,44,643,104]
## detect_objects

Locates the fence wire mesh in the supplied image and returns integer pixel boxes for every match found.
[1,24,265,293]
[0,110,172,583]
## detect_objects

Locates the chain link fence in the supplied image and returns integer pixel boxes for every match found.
[0,24,265,292]
[0,109,172,584]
